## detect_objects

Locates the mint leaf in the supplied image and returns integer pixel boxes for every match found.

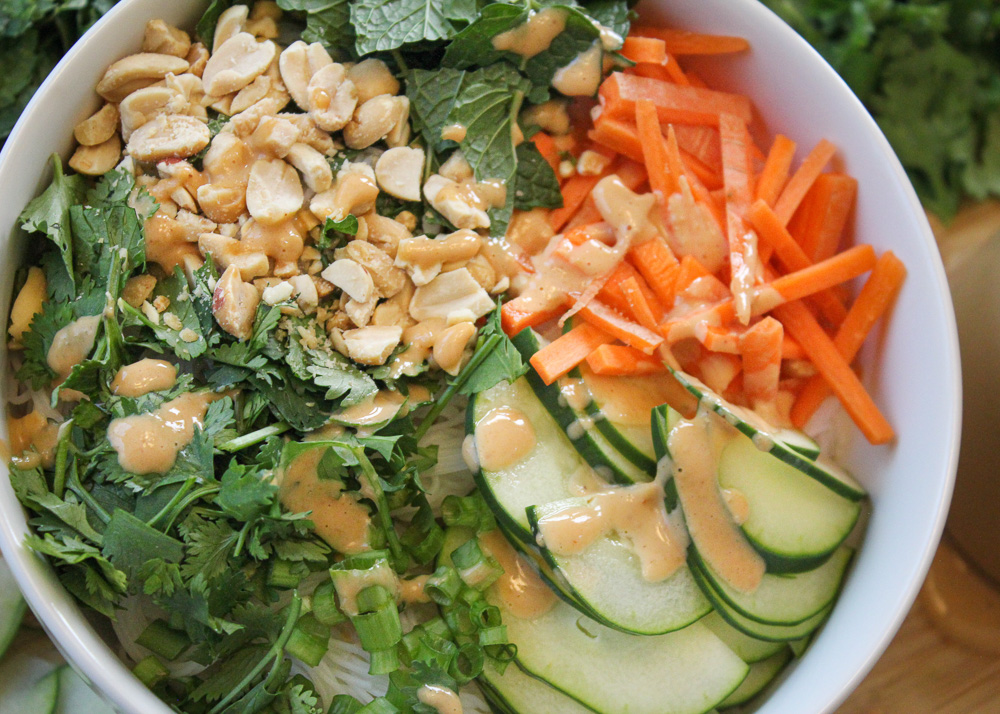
[513,142,564,210]
[19,154,86,289]
[583,0,631,39]
[442,3,526,70]
[406,66,468,153]
[458,303,528,395]
[522,8,602,91]
[351,0,475,54]
[277,0,354,54]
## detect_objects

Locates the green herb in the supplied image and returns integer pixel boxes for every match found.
[513,141,564,211]
[276,0,355,55]
[350,0,477,55]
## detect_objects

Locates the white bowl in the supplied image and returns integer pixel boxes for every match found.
[0,1,961,713]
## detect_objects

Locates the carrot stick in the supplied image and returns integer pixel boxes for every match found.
[782,334,806,361]
[586,343,666,376]
[578,299,664,354]
[755,135,796,206]
[566,160,648,230]
[749,198,848,326]
[632,27,750,55]
[636,99,676,200]
[622,36,668,65]
[719,112,757,324]
[774,299,894,444]
[790,251,906,427]
[629,63,674,83]
[550,171,610,232]
[741,316,783,407]
[700,352,743,394]
[530,322,616,385]
[797,174,858,262]
[589,115,644,162]
[695,323,743,353]
[599,261,664,316]
[664,53,691,85]
[628,239,680,308]
[599,72,754,127]
[620,276,662,332]
[531,131,560,174]
[772,139,837,225]
[501,298,566,337]
[674,124,721,173]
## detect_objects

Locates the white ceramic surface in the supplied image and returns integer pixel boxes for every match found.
[0,1,961,713]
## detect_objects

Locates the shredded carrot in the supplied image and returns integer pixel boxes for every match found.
[563,222,613,247]
[589,115,644,163]
[586,343,666,376]
[636,99,676,200]
[741,317,784,407]
[530,322,616,385]
[632,27,750,55]
[673,254,714,294]
[620,276,662,332]
[674,124,721,173]
[628,62,674,83]
[790,251,906,427]
[628,239,680,308]
[755,135,797,206]
[599,262,664,317]
[531,131,560,174]
[695,324,742,354]
[622,36,668,65]
[700,352,743,394]
[748,198,848,326]
[599,72,754,127]
[719,112,758,324]
[774,300,894,444]
[578,299,664,354]
[549,170,610,232]
[795,173,858,262]
[772,139,838,225]
[501,298,566,337]
[782,334,806,361]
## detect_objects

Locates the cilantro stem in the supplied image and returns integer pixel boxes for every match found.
[67,461,110,526]
[52,420,73,498]
[207,593,302,714]
[414,333,502,442]
[160,484,220,533]
[354,449,407,572]
[391,49,409,74]
[146,477,196,530]
[217,422,290,453]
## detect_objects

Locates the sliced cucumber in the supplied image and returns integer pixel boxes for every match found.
[527,498,710,635]
[56,665,117,713]
[690,563,832,642]
[671,370,865,500]
[468,377,597,542]
[699,611,786,664]
[578,363,662,472]
[717,648,792,709]
[0,559,27,658]
[480,660,596,714]
[690,546,853,626]
[789,636,810,657]
[502,598,748,714]
[511,328,651,484]
[718,436,861,573]
[0,654,59,714]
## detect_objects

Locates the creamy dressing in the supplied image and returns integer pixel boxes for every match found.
[580,364,677,427]
[46,315,101,377]
[107,392,213,474]
[557,377,592,411]
[241,217,306,266]
[536,481,687,582]
[480,530,556,619]
[592,175,660,245]
[111,358,177,397]
[332,558,399,616]
[552,40,603,97]
[145,214,202,271]
[568,465,607,495]
[278,447,372,554]
[669,413,766,593]
[7,411,59,468]
[492,8,567,58]
[474,407,536,471]
[332,390,405,426]
[440,124,467,142]
[751,285,784,315]
[417,684,463,714]
[399,575,431,605]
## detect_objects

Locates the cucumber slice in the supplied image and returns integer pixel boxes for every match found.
[527,498,710,635]
[480,660,596,714]
[717,648,792,709]
[511,328,651,484]
[789,636,810,657]
[718,437,861,573]
[690,563,832,642]
[56,666,117,713]
[700,611,786,664]
[469,377,598,542]
[672,370,865,500]
[0,654,59,714]
[0,559,27,658]
[690,546,853,626]
[502,598,748,714]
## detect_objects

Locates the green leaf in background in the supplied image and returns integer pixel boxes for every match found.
[513,142,564,211]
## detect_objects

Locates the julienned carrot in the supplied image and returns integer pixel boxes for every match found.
[578,299,664,354]
[620,276,661,332]
[664,53,691,85]
[674,124,721,173]
[741,316,783,406]
[791,251,906,427]
[563,222,613,247]
[586,343,666,376]
[632,26,750,55]
[719,112,757,324]
[782,334,806,361]
[599,72,754,127]
[628,239,680,308]
[662,244,877,342]
[622,36,668,65]
[755,135,796,206]
[636,99,676,200]
[673,255,714,295]
[694,323,742,353]
[531,132,560,174]
[530,322,616,385]
[796,173,858,262]
[501,298,566,337]
[700,352,742,395]
[748,198,848,326]
[550,170,610,232]
[773,300,894,444]
[629,62,673,83]
[773,139,838,225]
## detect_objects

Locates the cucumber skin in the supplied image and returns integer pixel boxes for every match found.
[510,328,649,485]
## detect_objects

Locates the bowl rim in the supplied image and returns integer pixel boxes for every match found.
[0,1,962,713]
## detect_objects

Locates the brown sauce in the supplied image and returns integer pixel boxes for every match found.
[474,407,536,471]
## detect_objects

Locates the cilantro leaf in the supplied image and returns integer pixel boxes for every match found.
[306,349,378,406]
[19,154,86,289]
[102,508,184,579]
[513,141,564,210]
[216,462,276,523]
[16,299,73,388]
[318,214,359,250]
[351,0,475,55]
[458,302,528,395]
[121,268,207,361]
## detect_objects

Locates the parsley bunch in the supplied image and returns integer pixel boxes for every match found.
[760,0,1000,221]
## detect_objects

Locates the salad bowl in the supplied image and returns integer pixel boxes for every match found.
[0,0,960,712]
